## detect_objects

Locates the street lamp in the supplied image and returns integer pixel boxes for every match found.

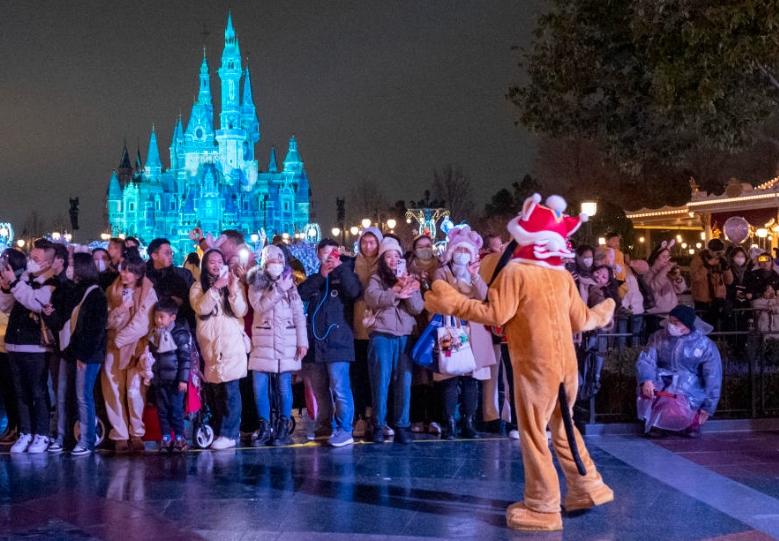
[638,236,645,244]
[361,218,372,229]
[580,201,598,217]
[757,228,769,238]
[331,227,341,238]
[350,226,359,236]
[16,239,25,249]
[100,233,110,241]
[250,233,259,244]
[386,218,397,230]
[63,233,72,243]
[597,237,606,246]
[51,232,61,241]
[676,234,683,244]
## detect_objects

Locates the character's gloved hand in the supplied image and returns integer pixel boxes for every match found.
[424,280,464,316]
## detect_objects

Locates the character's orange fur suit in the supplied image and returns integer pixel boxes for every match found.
[425,194,615,531]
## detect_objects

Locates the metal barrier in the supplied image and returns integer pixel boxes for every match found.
[577,307,779,424]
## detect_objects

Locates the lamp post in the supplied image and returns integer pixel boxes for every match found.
[581,201,597,245]
[386,218,397,233]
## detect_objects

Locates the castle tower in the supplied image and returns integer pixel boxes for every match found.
[216,10,247,175]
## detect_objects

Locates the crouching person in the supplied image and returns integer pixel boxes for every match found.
[147,298,192,453]
[247,246,308,446]
[636,305,722,438]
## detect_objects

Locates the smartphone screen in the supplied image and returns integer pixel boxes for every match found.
[395,258,407,278]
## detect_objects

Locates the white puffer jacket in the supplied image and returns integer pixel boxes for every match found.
[247,269,308,373]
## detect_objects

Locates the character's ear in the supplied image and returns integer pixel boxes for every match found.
[667,239,676,249]
[521,193,542,220]
[661,240,668,250]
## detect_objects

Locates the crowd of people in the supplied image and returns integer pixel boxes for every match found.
[0,226,518,456]
[2,224,768,455]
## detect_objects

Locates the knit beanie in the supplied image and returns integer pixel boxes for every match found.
[378,237,403,258]
[260,244,286,268]
[669,304,696,331]
[443,225,482,263]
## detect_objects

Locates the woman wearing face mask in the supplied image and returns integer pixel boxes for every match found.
[104,248,157,454]
[190,249,249,450]
[432,226,496,440]
[42,253,107,456]
[579,266,619,400]
[365,237,424,443]
[246,245,308,446]
[636,305,722,438]
[407,234,444,436]
[726,247,752,336]
[644,241,687,335]
[568,244,596,303]
[351,227,383,439]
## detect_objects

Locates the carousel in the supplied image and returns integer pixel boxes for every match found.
[627,177,779,256]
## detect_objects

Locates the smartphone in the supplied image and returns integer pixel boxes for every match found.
[219,265,229,279]
[121,288,133,304]
[395,258,407,278]
[238,247,250,266]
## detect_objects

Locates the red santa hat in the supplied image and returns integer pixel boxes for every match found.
[443,225,482,263]
[507,193,588,270]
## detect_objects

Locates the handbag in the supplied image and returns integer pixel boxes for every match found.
[59,285,98,351]
[436,316,476,376]
[411,314,443,367]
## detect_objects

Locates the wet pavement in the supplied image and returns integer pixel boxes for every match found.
[1,432,778,540]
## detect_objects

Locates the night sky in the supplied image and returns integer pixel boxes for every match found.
[0,1,544,240]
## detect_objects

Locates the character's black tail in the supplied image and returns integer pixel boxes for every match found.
[559,383,587,476]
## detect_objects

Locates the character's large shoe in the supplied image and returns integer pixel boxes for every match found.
[563,483,614,513]
[505,502,563,531]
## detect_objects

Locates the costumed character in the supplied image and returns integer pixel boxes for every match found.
[424,193,615,532]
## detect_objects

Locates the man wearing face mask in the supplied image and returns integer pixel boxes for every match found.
[0,239,59,454]
[636,304,722,438]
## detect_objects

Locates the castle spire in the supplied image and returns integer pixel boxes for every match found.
[198,51,212,104]
[268,146,278,173]
[283,135,303,174]
[145,126,162,176]
[225,10,235,41]
[242,65,254,106]
[118,142,132,170]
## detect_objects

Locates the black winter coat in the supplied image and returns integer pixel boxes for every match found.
[46,281,108,364]
[298,264,362,364]
[150,320,192,384]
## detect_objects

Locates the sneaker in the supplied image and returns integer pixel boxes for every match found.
[159,437,173,454]
[428,422,442,435]
[10,433,32,454]
[71,445,91,457]
[353,418,368,438]
[210,436,237,450]
[383,426,395,437]
[329,429,354,448]
[508,429,520,440]
[173,438,189,453]
[27,435,50,454]
[411,422,425,433]
[48,441,65,454]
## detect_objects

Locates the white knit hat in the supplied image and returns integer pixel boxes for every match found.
[378,237,403,258]
[260,244,286,268]
[443,225,482,263]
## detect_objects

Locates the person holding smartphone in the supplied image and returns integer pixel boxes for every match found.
[365,237,424,444]
[299,239,362,448]
[246,245,308,446]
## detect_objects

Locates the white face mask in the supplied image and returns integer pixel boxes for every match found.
[266,263,284,278]
[95,259,107,273]
[416,247,434,261]
[667,323,687,337]
[580,257,593,268]
[453,253,471,266]
[65,266,74,281]
[733,256,746,266]
[26,260,41,274]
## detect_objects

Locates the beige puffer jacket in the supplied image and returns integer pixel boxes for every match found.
[190,279,249,384]
[247,271,308,373]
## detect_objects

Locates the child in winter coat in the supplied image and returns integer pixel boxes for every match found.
[146,298,192,453]
[247,245,308,446]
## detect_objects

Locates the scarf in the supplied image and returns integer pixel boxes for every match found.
[149,323,178,354]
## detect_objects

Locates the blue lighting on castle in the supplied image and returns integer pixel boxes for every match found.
[106,11,311,255]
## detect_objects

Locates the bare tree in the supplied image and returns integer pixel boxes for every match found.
[347,180,390,227]
[431,165,475,223]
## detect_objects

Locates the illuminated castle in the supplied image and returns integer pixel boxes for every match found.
[106,12,310,255]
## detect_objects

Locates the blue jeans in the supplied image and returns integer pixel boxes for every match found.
[307,362,354,432]
[155,381,185,439]
[211,380,242,440]
[57,360,101,450]
[368,334,412,429]
[252,371,293,420]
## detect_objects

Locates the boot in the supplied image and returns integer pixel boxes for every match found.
[443,417,457,440]
[272,417,292,446]
[461,416,480,439]
[255,418,271,446]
